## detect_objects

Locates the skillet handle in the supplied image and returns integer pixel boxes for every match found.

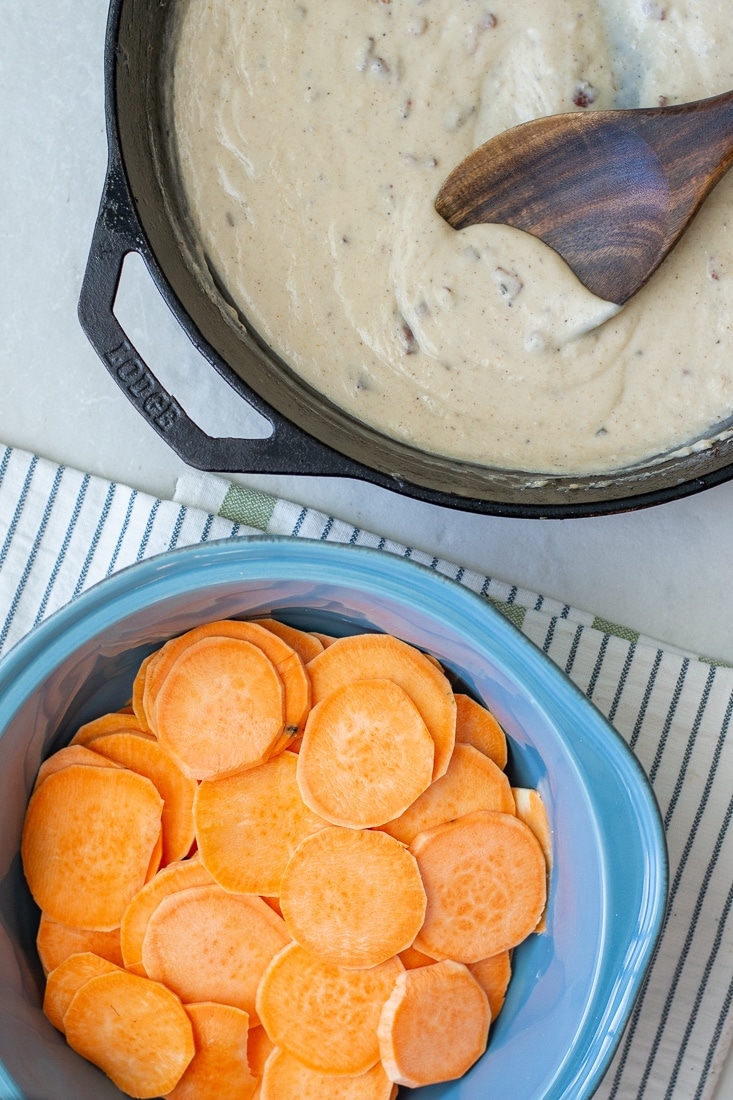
[78,164,363,476]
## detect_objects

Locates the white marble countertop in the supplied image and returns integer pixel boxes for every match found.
[1,2,732,1095]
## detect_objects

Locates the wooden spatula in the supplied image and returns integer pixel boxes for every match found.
[435,90,733,305]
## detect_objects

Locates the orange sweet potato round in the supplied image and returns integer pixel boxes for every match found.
[297,678,434,828]
[63,969,195,1098]
[412,810,547,962]
[280,827,426,969]
[377,960,490,1087]
[22,765,163,931]
[194,751,327,895]
[260,1048,395,1099]
[306,633,456,779]
[142,884,290,1022]
[256,941,403,1076]
[153,637,285,779]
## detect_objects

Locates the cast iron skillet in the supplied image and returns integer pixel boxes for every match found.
[78,0,733,519]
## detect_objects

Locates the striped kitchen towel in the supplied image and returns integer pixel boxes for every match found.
[0,443,732,1100]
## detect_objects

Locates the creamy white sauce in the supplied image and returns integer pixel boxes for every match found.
[167,0,733,475]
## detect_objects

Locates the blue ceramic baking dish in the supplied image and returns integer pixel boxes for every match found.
[0,538,667,1099]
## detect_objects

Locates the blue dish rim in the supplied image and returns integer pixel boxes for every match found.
[0,536,668,1100]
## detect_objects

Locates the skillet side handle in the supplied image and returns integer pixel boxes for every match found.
[78,165,360,476]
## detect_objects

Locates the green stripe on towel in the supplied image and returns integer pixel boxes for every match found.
[489,598,526,631]
[592,616,640,644]
[218,485,277,530]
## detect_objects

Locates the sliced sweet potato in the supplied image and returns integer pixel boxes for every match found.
[260,1048,395,1099]
[261,896,283,918]
[69,711,151,747]
[256,942,403,1076]
[398,946,435,970]
[412,810,546,962]
[165,1002,258,1100]
[89,732,197,865]
[142,884,290,1022]
[513,786,552,931]
[153,637,285,780]
[145,829,164,882]
[377,960,490,1087]
[33,745,123,791]
[22,765,163,931]
[310,632,336,648]
[131,652,156,732]
[512,787,552,866]
[247,1024,275,1078]
[37,914,124,975]
[120,856,214,976]
[194,752,327,896]
[381,743,515,845]
[63,968,195,1098]
[254,618,324,663]
[43,951,120,1032]
[469,951,512,1020]
[138,647,166,727]
[454,693,508,769]
[306,633,456,779]
[297,679,434,828]
[26,617,549,1098]
[280,826,426,969]
[146,620,310,741]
